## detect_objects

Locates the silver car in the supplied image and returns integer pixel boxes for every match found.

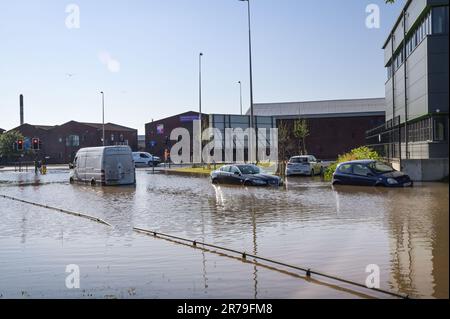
[286,155,324,176]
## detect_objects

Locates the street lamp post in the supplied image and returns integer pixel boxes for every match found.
[239,0,256,162]
[100,91,105,146]
[199,52,203,164]
[238,81,243,115]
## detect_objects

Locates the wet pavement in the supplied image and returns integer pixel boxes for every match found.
[0,169,448,299]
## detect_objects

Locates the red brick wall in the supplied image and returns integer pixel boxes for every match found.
[277,115,385,160]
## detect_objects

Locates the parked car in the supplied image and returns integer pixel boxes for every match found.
[132,152,161,167]
[286,155,324,176]
[332,160,413,187]
[69,146,136,186]
[211,164,283,187]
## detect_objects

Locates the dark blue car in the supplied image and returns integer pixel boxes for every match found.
[332,160,413,187]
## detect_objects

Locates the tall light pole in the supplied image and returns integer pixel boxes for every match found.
[238,81,243,115]
[100,91,105,146]
[240,0,256,162]
[199,52,204,164]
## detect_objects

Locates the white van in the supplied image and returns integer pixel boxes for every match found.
[69,146,136,186]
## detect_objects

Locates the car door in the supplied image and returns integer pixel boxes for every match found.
[216,166,230,184]
[309,156,319,174]
[336,163,353,184]
[229,166,244,185]
[140,153,150,165]
[351,164,377,186]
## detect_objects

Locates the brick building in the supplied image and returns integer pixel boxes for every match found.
[9,121,138,163]
[145,111,208,161]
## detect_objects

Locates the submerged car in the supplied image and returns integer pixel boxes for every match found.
[211,164,283,187]
[132,152,161,167]
[286,155,324,176]
[332,160,413,187]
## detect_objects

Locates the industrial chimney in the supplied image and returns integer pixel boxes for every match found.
[19,94,24,125]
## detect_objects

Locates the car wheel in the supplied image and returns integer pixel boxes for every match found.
[332,180,341,185]
[69,177,74,184]
[211,178,218,184]
[244,180,253,186]
[148,161,153,167]
[90,179,96,186]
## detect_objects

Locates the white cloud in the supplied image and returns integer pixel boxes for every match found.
[98,51,120,73]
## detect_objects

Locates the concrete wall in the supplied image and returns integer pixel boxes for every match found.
[400,158,449,181]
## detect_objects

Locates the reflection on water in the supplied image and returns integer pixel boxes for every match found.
[0,170,448,298]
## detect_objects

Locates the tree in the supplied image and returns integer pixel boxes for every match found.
[0,130,24,162]
[277,121,289,160]
[293,119,309,155]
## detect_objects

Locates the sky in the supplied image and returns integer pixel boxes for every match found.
[0,0,406,134]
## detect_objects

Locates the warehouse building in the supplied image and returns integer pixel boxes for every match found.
[248,98,386,160]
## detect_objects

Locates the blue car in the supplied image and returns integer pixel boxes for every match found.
[332,160,413,187]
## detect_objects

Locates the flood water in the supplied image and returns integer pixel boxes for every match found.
[0,169,448,299]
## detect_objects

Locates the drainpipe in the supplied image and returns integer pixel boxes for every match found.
[391,32,398,162]
[403,10,409,160]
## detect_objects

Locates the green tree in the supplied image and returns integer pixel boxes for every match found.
[0,130,25,162]
[293,119,309,155]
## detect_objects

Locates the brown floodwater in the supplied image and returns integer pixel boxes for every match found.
[0,169,448,299]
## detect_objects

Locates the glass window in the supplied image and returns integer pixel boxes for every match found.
[230,166,241,174]
[237,165,260,175]
[66,135,80,147]
[338,164,352,174]
[434,118,447,141]
[353,164,372,176]
[290,157,308,163]
[368,162,395,173]
[220,166,230,172]
[230,115,250,124]
[433,6,448,34]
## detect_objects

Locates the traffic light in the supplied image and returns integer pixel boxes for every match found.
[17,139,23,151]
[32,138,40,150]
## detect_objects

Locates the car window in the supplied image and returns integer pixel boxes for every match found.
[368,161,395,173]
[353,164,371,176]
[338,164,352,174]
[290,157,308,163]
[140,154,149,158]
[220,166,230,172]
[310,156,316,162]
[230,166,241,174]
[73,156,78,168]
[237,165,260,175]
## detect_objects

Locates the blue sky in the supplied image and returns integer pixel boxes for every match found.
[0,0,405,133]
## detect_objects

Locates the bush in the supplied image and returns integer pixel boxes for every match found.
[323,146,381,181]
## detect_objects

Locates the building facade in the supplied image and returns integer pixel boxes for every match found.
[367,0,449,180]
[9,121,138,164]
[249,98,386,160]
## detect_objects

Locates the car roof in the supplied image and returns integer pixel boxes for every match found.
[339,159,377,165]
